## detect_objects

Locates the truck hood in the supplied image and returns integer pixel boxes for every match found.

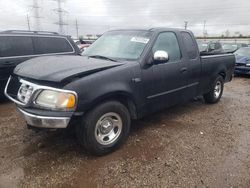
[14,55,124,83]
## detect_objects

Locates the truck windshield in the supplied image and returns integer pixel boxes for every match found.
[82,30,152,61]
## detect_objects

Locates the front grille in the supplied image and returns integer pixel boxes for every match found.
[6,76,36,105]
[6,76,22,99]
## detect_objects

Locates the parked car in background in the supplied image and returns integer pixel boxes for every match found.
[197,41,224,55]
[0,30,80,98]
[234,47,250,75]
[5,28,235,155]
[222,43,248,53]
[75,39,95,52]
[222,43,238,53]
[238,43,248,48]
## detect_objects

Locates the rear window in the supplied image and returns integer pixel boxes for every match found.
[181,32,198,59]
[33,37,74,54]
[0,36,34,57]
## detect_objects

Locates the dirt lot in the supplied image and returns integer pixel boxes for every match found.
[0,77,249,188]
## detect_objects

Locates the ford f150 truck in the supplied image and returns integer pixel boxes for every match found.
[5,28,235,155]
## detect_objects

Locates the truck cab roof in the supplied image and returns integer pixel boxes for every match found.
[107,27,193,34]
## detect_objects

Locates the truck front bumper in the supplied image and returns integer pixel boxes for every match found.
[18,108,71,129]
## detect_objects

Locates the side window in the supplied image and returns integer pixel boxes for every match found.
[209,43,216,50]
[33,37,74,54]
[152,32,181,62]
[0,36,34,57]
[181,32,198,59]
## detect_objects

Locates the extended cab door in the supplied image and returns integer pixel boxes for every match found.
[142,31,189,113]
[180,31,201,98]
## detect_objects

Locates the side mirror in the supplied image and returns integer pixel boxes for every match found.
[153,50,169,64]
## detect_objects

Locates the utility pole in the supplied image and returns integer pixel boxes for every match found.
[53,0,68,34]
[31,0,42,31]
[26,14,31,31]
[184,21,188,30]
[75,19,79,39]
[203,20,207,38]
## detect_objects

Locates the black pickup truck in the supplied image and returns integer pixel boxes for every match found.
[5,28,235,155]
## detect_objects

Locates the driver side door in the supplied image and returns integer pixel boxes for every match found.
[142,32,189,113]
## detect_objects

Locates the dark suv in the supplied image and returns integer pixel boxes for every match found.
[0,30,80,98]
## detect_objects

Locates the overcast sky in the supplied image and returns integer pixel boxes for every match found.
[0,0,250,37]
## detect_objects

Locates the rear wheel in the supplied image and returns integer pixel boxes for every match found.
[203,75,224,104]
[76,101,131,155]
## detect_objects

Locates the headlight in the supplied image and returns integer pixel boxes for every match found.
[246,63,250,67]
[35,90,76,110]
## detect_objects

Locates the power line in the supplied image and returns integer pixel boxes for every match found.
[34,20,250,28]
[69,4,250,13]
[71,1,250,8]
[59,4,250,17]
[58,11,250,18]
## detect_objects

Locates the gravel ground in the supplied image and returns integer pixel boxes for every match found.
[0,77,249,188]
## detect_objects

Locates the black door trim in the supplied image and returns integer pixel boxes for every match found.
[147,82,199,99]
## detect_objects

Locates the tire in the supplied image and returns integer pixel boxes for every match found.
[203,75,224,104]
[76,101,131,155]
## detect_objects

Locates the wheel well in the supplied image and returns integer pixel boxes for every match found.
[219,72,226,80]
[88,94,138,120]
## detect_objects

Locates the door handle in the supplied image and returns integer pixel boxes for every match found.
[180,67,187,73]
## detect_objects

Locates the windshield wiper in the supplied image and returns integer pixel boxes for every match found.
[88,55,117,62]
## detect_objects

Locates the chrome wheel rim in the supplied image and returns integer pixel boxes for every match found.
[95,112,122,145]
[214,81,222,99]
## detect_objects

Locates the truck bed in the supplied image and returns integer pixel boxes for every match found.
[199,54,235,94]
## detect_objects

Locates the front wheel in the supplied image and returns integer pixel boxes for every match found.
[76,101,131,155]
[203,75,224,104]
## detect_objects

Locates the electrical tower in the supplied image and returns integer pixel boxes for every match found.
[203,20,207,38]
[31,0,42,31]
[53,0,68,34]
